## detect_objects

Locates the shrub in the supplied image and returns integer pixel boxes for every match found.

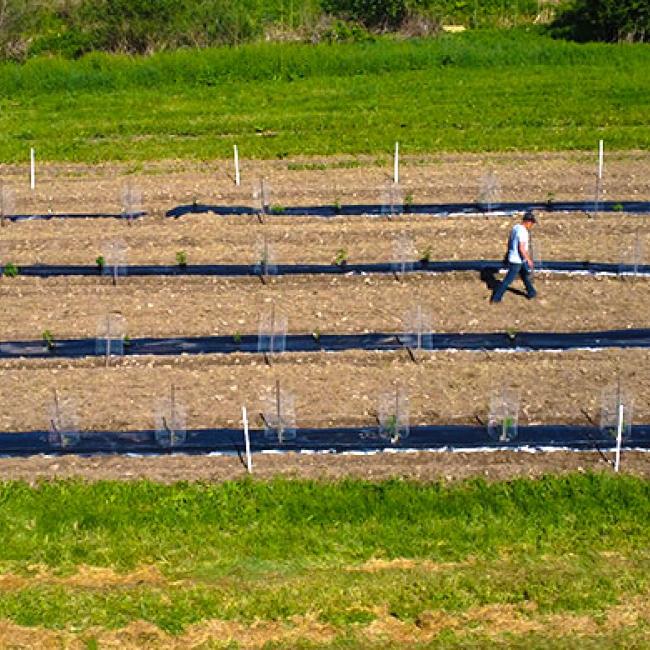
[551,0,649,43]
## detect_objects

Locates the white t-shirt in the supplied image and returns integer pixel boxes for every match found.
[508,223,529,264]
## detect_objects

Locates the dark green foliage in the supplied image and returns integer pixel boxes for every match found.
[322,0,408,29]
[551,0,649,43]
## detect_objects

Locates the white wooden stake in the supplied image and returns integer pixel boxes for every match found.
[234,145,240,186]
[242,405,252,474]
[30,148,35,190]
[393,141,399,185]
[614,402,624,473]
[598,139,604,180]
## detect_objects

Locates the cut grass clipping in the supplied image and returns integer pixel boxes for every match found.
[1,30,649,162]
[0,474,647,647]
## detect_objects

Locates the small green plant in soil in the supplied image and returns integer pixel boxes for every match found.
[502,416,516,439]
[2,262,18,277]
[312,328,321,344]
[233,331,242,345]
[613,203,624,212]
[546,191,555,207]
[404,192,414,213]
[419,246,433,264]
[333,248,348,267]
[270,204,285,214]
[123,335,131,348]
[42,329,55,351]
[95,255,105,272]
[506,327,517,341]
[333,199,342,214]
[175,250,188,268]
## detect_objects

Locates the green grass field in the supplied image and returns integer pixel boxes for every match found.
[1,30,648,162]
[0,474,648,647]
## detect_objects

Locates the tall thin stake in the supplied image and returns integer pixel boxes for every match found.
[242,406,252,473]
[614,402,624,473]
[234,145,240,186]
[30,148,35,191]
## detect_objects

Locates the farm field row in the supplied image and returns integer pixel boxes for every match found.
[0,274,649,340]
[1,212,650,266]
[1,151,649,216]
[0,349,648,432]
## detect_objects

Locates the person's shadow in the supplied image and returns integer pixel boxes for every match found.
[480,268,527,297]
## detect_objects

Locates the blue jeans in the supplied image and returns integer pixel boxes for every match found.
[491,262,536,302]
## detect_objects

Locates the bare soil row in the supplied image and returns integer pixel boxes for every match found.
[0,450,647,484]
[1,151,648,216]
[0,274,648,340]
[1,212,649,266]
[0,349,647,432]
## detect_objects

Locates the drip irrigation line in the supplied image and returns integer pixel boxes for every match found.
[8,260,650,279]
[3,423,650,456]
[5,211,146,222]
[3,201,649,223]
[4,328,650,360]
[165,200,650,219]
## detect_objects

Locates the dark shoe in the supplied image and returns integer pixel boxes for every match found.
[527,292,537,300]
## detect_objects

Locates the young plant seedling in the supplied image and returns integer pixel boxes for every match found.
[96,255,105,272]
[176,250,188,268]
[233,331,242,346]
[419,246,433,265]
[404,192,414,213]
[312,328,322,347]
[42,329,55,351]
[613,203,624,212]
[2,262,18,278]
[333,248,348,267]
[270,204,285,215]
[333,199,342,215]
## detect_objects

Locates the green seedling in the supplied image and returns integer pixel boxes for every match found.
[546,191,555,206]
[270,204,285,214]
[233,331,242,345]
[123,335,131,348]
[96,255,105,272]
[502,416,515,439]
[42,329,55,351]
[312,328,321,344]
[419,246,433,264]
[2,262,19,278]
[506,327,517,341]
[404,192,414,213]
[613,203,624,212]
[176,250,188,268]
[333,248,348,267]
[333,199,342,214]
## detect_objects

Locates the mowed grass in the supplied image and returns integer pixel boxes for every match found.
[0,30,649,162]
[0,474,648,647]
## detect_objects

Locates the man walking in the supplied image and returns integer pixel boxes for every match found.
[491,211,537,303]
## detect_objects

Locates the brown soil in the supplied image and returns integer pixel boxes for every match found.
[0,273,649,340]
[0,153,648,482]
[0,349,648,433]
[1,210,648,267]
[1,151,649,216]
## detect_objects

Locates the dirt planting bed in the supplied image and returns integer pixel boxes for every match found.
[0,151,649,217]
[0,349,648,433]
[0,152,649,480]
[0,273,648,341]
[1,212,649,267]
